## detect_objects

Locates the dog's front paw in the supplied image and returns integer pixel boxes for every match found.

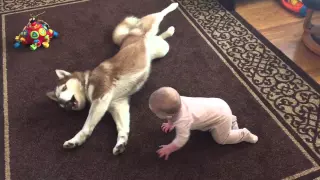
[63,140,78,149]
[113,143,126,155]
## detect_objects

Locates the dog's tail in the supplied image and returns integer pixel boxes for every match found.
[112,16,142,45]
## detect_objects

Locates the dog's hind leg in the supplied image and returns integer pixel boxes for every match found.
[109,98,131,155]
[160,2,179,16]
[145,26,175,60]
[139,3,179,36]
[159,26,175,40]
[112,3,178,45]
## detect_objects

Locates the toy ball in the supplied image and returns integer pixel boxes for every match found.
[13,12,59,51]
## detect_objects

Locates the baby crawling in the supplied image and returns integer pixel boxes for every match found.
[149,87,258,160]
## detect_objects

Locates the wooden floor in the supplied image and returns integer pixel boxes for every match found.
[236,0,320,84]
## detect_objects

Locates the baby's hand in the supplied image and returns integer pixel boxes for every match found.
[156,144,178,160]
[161,123,174,133]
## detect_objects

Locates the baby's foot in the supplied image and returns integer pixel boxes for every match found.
[243,128,258,143]
[231,116,239,130]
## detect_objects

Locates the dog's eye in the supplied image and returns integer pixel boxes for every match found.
[61,85,67,91]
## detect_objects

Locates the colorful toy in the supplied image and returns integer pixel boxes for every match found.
[13,12,59,51]
[281,0,307,17]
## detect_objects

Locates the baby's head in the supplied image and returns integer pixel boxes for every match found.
[149,87,181,119]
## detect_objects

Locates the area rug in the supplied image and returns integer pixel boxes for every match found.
[1,0,320,179]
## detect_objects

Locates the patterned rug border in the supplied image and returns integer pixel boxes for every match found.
[174,0,320,179]
[231,10,320,176]
[229,10,320,163]
[231,11,320,93]
[176,0,320,159]
[0,29,4,180]
[296,169,320,180]
[0,0,88,14]
[229,12,320,180]
[1,0,89,16]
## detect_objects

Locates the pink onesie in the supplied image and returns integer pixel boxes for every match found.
[169,96,255,147]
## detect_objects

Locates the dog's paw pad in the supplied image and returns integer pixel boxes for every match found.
[63,141,77,149]
[113,143,126,155]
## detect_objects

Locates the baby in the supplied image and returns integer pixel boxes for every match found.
[149,87,258,160]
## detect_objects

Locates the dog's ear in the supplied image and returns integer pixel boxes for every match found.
[46,91,58,101]
[55,69,71,79]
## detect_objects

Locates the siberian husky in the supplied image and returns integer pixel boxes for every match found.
[46,3,179,155]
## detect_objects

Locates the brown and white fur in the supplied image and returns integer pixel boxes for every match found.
[46,3,179,155]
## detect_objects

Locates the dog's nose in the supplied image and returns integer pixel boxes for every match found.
[64,95,75,111]
[64,101,73,111]
[70,95,76,102]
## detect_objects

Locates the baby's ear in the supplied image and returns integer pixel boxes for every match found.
[46,91,58,101]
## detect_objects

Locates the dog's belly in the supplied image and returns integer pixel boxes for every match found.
[112,69,150,100]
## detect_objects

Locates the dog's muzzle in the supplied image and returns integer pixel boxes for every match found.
[58,95,77,111]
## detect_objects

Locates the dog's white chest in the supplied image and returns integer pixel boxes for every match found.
[112,69,150,99]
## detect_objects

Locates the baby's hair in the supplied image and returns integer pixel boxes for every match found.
[149,87,181,114]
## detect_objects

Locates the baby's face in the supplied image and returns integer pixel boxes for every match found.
[149,104,173,120]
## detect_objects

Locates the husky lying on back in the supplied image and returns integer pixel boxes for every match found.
[46,3,179,155]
